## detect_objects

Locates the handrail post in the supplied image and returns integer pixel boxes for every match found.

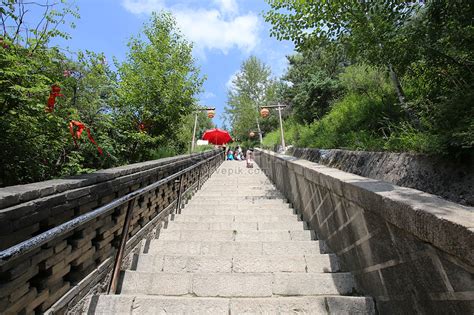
[108,198,136,294]
[197,164,202,190]
[175,174,184,214]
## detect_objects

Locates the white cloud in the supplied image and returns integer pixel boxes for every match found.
[122,0,164,14]
[213,0,238,14]
[202,91,216,99]
[121,0,260,55]
[175,9,259,55]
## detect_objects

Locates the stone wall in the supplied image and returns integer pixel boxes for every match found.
[255,149,474,314]
[0,150,223,314]
[288,147,474,206]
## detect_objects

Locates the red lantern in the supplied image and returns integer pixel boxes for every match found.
[260,108,270,118]
[249,131,256,138]
[207,110,215,119]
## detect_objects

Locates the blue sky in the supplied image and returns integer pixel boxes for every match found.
[55,0,294,127]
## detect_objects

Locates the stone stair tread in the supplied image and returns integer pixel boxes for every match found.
[182,207,292,213]
[158,229,314,241]
[187,200,286,204]
[85,161,374,314]
[195,195,279,197]
[181,208,294,215]
[119,271,355,297]
[136,254,341,273]
[88,295,375,314]
[165,221,307,231]
[172,214,299,223]
[147,240,327,256]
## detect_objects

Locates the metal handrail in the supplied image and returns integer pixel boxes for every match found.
[0,151,223,267]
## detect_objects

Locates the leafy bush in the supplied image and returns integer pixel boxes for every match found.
[384,123,447,154]
[294,65,399,150]
[262,118,303,149]
[0,8,207,186]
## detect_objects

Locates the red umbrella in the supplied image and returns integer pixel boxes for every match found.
[202,128,233,145]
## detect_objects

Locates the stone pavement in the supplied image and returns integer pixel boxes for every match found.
[86,161,375,314]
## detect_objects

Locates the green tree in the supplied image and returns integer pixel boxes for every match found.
[177,110,214,154]
[59,51,120,172]
[225,56,279,144]
[264,0,422,119]
[114,11,204,162]
[0,0,82,185]
[399,0,474,152]
[283,41,345,123]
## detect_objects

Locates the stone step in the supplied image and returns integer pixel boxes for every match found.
[183,204,292,211]
[147,240,325,256]
[189,200,290,206]
[158,230,314,241]
[195,187,280,192]
[88,295,375,314]
[172,214,299,223]
[193,192,283,197]
[204,176,269,180]
[205,180,274,188]
[201,184,273,189]
[257,221,308,230]
[136,254,341,273]
[198,186,277,191]
[199,188,277,193]
[187,197,285,202]
[165,221,307,231]
[165,222,259,231]
[119,271,355,297]
[180,208,295,216]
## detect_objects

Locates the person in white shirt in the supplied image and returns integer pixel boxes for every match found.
[246,150,254,168]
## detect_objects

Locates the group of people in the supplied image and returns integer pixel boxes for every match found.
[225,146,254,168]
[226,146,244,161]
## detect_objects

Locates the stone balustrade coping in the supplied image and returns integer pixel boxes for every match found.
[0,150,218,210]
[255,149,474,266]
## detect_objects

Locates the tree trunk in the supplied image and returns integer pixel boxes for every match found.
[388,64,420,127]
[388,64,406,105]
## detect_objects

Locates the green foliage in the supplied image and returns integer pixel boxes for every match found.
[177,111,214,154]
[224,56,280,144]
[282,42,344,123]
[264,0,419,67]
[296,90,393,150]
[260,0,473,156]
[192,145,215,153]
[114,12,204,162]
[148,145,179,160]
[262,117,302,149]
[0,6,206,186]
[384,123,447,154]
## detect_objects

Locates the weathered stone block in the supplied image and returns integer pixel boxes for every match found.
[40,245,71,271]
[0,266,39,298]
[4,287,37,314]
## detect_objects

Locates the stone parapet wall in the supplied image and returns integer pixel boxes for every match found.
[255,149,474,314]
[0,150,223,314]
[287,147,474,206]
[0,150,219,250]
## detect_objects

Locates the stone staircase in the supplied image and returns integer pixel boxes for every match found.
[86,161,375,314]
